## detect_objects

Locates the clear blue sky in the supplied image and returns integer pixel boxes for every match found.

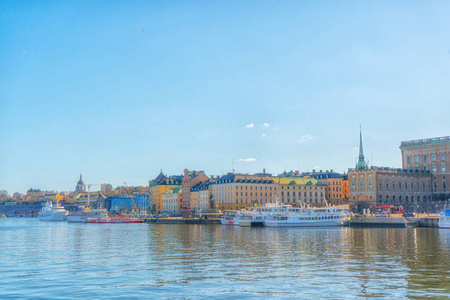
[1,1,449,194]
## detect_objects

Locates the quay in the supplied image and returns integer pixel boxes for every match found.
[350,214,439,228]
[145,217,221,224]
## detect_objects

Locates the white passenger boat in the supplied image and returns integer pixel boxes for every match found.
[264,206,351,227]
[38,200,69,221]
[220,211,242,225]
[237,205,282,227]
[438,209,450,229]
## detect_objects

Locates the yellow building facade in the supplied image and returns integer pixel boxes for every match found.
[149,171,182,213]
[274,177,327,207]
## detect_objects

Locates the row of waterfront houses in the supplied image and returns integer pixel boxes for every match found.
[149,168,349,214]
[150,133,450,214]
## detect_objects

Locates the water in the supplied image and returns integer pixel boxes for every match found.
[0,219,449,299]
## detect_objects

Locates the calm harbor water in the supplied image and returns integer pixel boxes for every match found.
[0,219,449,299]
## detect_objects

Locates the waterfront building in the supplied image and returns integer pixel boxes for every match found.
[274,176,327,207]
[149,171,182,213]
[400,136,450,200]
[212,173,277,211]
[161,186,182,214]
[342,174,349,201]
[349,129,432,213]
[100,184,113,195]
[301,170,346,205]
[108,195,149,213]
[25,188,43,202]
[75,191,101,207]
[181,169,209,211]
[190,180,212,211]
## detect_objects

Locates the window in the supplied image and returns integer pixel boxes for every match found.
[442,164,446,172]
[442,153,446,161]
[433,165,437,172]
[415,155,419,163]
[359,181,364,189]
[369,181,372,189]
[424,154,427,162]
[407,156,411,163]
[432,154,436,161]
[351,182,356,189]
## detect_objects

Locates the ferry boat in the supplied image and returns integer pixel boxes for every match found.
[264,205,351,227]
[38,200,69,221]
[238,213,265,227]
[237,205,282,227]
[438,209,450,229]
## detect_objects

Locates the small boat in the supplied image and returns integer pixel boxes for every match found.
[66,208,108,223]
[86,216,144,223]
[1,214,6,218]
[438,209,450,229]
[220,211,242,226]
[38,200,69,221]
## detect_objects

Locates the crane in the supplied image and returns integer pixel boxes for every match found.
[83,184,102,213]
[124,182,139,214]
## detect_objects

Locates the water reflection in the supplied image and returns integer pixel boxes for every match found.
[0,219,449,299]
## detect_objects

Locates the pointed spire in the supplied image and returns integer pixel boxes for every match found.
[356,125,368,170]
[358,125,364,160]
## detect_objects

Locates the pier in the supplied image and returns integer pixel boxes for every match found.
[350,214,440,228]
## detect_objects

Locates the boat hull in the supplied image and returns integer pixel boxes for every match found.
[66,215,87,223]
[265,220,348,227]
[220,218,239,226]
[239,220,265,227]
[438,220,450,229]
[86,217,144,224]
[38,211,68,221]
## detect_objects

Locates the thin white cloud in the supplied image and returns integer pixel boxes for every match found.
[238,158,256,162]
[246,123,254,128]
[261,134,267,138]
[353,147,358,151]
[300,134,313,143]
[263,123,270,127]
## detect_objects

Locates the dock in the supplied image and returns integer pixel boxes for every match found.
[145,217,221,224]
[350,215,439,228]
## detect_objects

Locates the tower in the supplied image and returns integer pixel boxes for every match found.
[356,126,368,170]
[75,174,85,192]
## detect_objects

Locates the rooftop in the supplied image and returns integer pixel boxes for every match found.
[400,136,450,147]
[349,166,431,174]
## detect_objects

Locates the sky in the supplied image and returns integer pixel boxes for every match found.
[1,1,449,194]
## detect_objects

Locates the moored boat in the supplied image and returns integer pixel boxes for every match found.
[438,209,450,229]
[264,206,351,227]
[66,209,108,223]
[220,210,242,226]
[86,216,144,223]
[38,200,69,221]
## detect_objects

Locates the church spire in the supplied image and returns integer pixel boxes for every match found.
[358,125,364,160]
[356,125,368,170]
